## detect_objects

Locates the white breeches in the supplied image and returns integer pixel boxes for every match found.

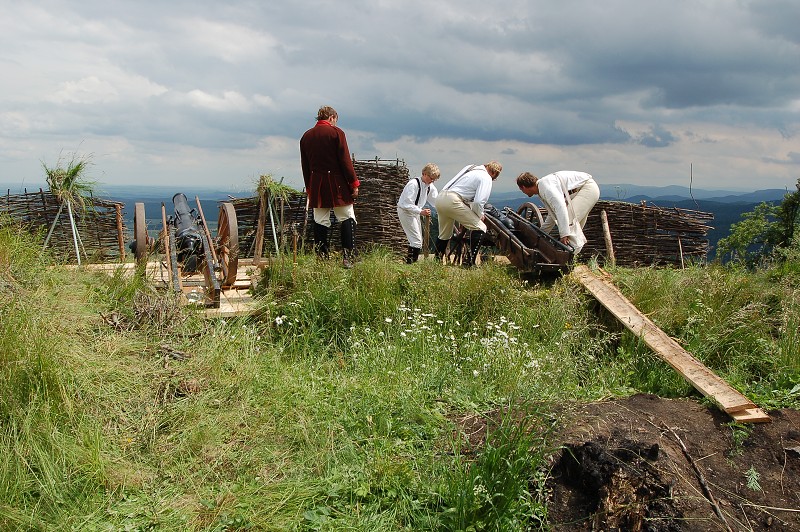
[397,207,424,248]
[313,205,356,227]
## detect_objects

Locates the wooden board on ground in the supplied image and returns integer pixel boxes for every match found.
[571,265,771,424]
[78,261,261,318]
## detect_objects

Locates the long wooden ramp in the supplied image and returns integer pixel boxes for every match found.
[572,265,770,423]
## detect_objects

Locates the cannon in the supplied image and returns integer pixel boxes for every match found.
[171,193,204,273]
[483,202,574,276]
[130,193,239,307]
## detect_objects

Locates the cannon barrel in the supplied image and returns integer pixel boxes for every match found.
[172,193,203,272]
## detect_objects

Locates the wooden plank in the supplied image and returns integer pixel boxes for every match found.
[79,261,259,317]
[205,288,260,318]
[572,265,770,423]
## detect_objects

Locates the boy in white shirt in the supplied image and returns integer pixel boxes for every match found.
[397,163,441,263]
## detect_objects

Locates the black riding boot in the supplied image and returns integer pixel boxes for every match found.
[341,218,356,268]
[405,246,415,264]
[465,230,485,267]
[434,238,449,261]
[313,222,330,258]
[406,246,421,264]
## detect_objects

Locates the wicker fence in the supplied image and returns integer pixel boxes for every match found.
[2,188,126,262]
[581,200,712,267]
[229,158,412,259]
[4,169,713,269]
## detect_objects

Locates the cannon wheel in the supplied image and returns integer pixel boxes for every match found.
[133,202,149,262]
[517,202,545,226]
[216,202,239,287]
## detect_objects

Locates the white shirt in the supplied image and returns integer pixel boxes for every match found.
[538,171,593,236]
[397,176,438,215]
[441,164,494,217]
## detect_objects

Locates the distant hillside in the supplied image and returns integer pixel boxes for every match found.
[600,184,788,203]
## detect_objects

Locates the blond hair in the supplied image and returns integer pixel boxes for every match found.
[422,163,440,180]
[485,161,502,176]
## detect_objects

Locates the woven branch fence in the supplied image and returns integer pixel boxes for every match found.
[580,200,712,267]
[188,166,716,268]
[4,168,713,269]
[2,188,127,262]
[229,158,411,260]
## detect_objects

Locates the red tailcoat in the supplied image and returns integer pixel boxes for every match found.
[300,120,360,208]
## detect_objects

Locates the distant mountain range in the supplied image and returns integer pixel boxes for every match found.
[490,184,789,206]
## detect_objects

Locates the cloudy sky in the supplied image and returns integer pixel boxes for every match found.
[1,0,798,196]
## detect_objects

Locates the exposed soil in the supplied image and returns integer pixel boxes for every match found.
[454,394,800,531]
[544,394,800,531]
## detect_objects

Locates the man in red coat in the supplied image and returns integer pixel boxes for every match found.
[300,105,360,268]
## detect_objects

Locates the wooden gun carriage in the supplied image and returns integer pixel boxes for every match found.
[130,193,239,308]
[483,203,574,275]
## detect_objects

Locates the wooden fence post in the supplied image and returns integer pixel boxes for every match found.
[600,209,616,267]
[115,204,125,261]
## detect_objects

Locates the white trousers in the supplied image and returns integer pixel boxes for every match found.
[313,205,356,227]
[570,179,600,228]
[397,207,425,248]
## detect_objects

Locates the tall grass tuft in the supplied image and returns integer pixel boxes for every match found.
[613,263,799,401]
[0,220,111,528]
[438,404,551,531]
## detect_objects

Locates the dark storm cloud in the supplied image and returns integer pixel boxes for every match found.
[0,0,797,190]
[636,125,677,148]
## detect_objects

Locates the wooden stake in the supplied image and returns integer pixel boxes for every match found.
[600,209,615,267]
[254,189,267,266]
[115,203,125,261]
[161,203,173,288]
[194,196,219,266]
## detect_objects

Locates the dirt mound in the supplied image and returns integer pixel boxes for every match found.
[546,394,800,531]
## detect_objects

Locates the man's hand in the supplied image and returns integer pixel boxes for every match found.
[421,208,431,216]
[560,236,570,245]
[352,187,359,199]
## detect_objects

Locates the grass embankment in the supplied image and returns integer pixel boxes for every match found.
[2,222,798,530]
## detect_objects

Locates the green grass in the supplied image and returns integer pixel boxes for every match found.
[2,220,799,530]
